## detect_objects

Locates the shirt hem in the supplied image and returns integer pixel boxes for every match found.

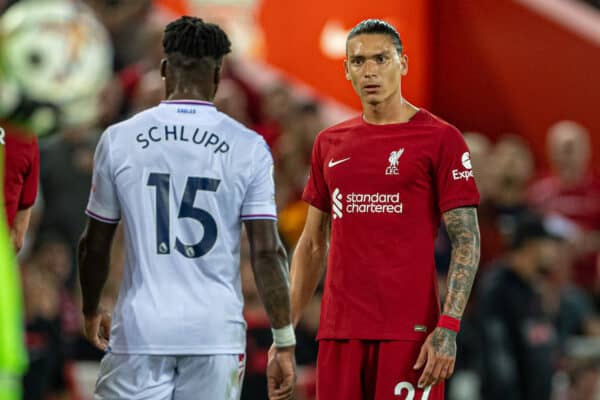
[439,199,479,213]
[108,345,246,355]
[302,196,330,213]
[85,209,121,224]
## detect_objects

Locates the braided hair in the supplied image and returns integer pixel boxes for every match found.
[163,16,231,68]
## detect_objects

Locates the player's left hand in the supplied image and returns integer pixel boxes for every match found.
[413,327,457,389]
[83,308,112,351]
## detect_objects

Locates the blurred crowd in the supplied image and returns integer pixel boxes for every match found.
[2,1,600,400]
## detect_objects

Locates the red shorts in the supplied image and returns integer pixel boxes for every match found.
[316,339,445,400]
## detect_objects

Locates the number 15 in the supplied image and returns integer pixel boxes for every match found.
[147,173,220,258]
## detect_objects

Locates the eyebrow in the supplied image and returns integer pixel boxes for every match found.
[349,51,391,59]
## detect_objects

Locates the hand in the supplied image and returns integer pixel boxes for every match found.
[413,327,457,389]
[83,308,112,351]
[267,344,296,400]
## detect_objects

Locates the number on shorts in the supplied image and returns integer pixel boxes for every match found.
[394,381,432,400]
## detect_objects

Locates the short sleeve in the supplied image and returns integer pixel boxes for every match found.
[240,139,277,221]
[434,126,480,212]
[302,134,330,213]
[18,138,39,210]
[86,130,120,223]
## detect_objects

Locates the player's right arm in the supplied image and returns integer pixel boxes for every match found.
[289,205,330,327]
[244,219,296,400]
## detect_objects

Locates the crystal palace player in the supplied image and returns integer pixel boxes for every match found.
[78,17,295,400]
[280,20,481,399]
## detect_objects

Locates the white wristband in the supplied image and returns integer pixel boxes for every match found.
[272,324,296,347]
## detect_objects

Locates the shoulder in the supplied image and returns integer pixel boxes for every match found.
[313,115,362,144]
[219,112,263,139]
[417,109,463,139]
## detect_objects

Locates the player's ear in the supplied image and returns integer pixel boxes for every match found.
[160,58,167,80]
[343,60,351,80]
[400,53,408,76]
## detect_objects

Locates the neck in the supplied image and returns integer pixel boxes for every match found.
[361,91,417,125]
[167,83,213,102]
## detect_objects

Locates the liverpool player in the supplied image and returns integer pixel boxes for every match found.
[277,19,481,399]
[2,123,39,253]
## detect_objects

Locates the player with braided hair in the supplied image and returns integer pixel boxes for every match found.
[79,16,295,400]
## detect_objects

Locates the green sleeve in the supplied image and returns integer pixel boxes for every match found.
[0,148,28,376]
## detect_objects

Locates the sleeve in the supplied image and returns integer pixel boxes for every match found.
[18,138,39,210]
[240,139,278,221]
[301,134,330,213]
[85,130,120,224]
[434,125,480,212]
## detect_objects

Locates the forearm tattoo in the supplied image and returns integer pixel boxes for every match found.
[442,207,481,319]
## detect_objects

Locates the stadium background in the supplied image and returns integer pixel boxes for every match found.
[1,0,600,398]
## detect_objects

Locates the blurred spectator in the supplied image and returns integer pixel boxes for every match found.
[240,239,270,400]
[21,260,66,400]
[463,132,492,198]
[527,121,600,294]
[38,127,98,288]
[253,84,293,149]
[84,0,153,70]
[479,135,536,266]
[214,78,252,126]
[277,102,324,247]
[566,361,600,400]
[478,212,562,400]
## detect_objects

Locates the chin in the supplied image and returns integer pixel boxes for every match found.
[363,94,382,106]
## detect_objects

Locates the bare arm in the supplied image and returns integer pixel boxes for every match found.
[442,206,481,319]
[289,206,330,327]
[10,207,32,253]
[244,219,292,329]
[78,218,118,316]
[245,219,297,399]
[415,206,480,388]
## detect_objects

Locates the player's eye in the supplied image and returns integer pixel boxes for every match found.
[375,55,387,64]
[351,58,364,66]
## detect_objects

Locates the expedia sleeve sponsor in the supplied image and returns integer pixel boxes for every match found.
[434,126,480,212]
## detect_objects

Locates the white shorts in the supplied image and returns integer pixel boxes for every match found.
[94,353,245,400]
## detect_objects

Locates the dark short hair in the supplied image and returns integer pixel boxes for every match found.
[162,16,231,66]
[347,19,403,54]
[510,212,562,250]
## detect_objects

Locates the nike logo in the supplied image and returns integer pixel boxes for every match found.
[328,157,350,168]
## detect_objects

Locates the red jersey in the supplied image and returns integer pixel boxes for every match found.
[527,174,600,231]
[527,173,600,288]
[302,109,480,341]
[2,125,39,228]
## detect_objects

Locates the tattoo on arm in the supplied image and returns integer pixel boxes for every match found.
[431,327,457,357]
[442,207,481,319]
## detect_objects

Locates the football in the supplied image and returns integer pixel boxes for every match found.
[0,0,113,137]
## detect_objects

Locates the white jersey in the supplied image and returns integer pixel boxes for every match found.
[86,100,277,355]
